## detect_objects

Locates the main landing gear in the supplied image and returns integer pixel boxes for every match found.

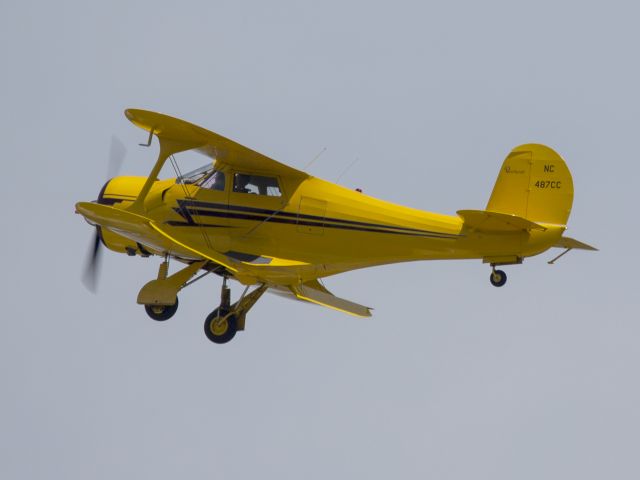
[489,268,507,287]
[137,258,266,344]
[204,277,267,344]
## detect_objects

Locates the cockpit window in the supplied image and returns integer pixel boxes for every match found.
[233,173,281,196]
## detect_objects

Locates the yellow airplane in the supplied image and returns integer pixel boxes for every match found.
[76,109,596,344]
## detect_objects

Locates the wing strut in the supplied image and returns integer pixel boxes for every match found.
[128,137,199,213]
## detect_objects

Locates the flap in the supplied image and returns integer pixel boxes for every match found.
[457,209,546,233]
[291,280,372,317]
[125,109,307,178]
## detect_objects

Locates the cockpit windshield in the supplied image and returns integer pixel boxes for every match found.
[177,164,214,184]
[177,163,226,191]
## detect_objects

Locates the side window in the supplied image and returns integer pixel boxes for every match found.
[233,174,281,196]
[199,171,226,191]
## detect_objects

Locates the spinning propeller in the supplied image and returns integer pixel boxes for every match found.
[82,136,126,292]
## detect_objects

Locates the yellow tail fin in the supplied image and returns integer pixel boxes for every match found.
[487,144,574,225]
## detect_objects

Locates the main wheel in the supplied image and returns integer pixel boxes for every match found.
[204,308,238,344]
[490,269,507,287]
[144,298,179,321]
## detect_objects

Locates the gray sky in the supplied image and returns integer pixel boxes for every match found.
[1,1,638,479]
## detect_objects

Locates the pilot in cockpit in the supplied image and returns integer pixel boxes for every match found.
[234,174,252,193]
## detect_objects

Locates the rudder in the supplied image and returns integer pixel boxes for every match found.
[487,144,574,225]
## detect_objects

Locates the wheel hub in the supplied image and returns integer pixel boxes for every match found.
[211,315,229,336]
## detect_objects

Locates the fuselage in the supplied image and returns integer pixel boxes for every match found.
[97,166,563,284]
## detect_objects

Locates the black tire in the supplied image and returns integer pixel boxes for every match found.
[490,269,507,287]
[144,298,179,321]
[204,308,237,344]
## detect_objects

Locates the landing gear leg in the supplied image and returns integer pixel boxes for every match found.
[490,267,507,287]
[139,258,207,321]
[203,278,267,344]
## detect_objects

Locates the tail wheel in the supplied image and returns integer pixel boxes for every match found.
[490,269,507,287]
[204,308,238,344]
[144,298,179,321]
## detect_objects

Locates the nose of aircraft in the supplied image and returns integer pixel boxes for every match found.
[80,136,126,292]
[97,179,112,204]
[79,179,112,292]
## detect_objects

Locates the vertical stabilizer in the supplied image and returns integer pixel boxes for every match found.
[487,144,574,225]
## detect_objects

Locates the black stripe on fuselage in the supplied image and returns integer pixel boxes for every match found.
[97,193,138,206]
[178,199,438,234]
[172,199,460,239]
[166,220,230,228]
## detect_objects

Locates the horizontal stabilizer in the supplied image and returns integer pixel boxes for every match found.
[553,236,598,251]
[457,209,547,233]
[290,280,372,317]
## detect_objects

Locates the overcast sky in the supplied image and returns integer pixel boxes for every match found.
[1,1,639,479]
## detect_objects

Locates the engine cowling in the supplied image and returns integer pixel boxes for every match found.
[96,176,155,256]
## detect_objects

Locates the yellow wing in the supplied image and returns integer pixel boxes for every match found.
[76,202,320,284]
[125,108,308,178]
[76,202,240,271]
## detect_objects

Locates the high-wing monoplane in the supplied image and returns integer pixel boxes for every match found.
[76,109,596,344]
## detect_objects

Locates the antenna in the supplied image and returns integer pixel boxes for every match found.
[304,147,327,170]
[336,157,360,183]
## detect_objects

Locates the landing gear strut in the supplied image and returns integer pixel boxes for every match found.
[139,258,207,321]
[490,268,507,287]
[203,277,267,344]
